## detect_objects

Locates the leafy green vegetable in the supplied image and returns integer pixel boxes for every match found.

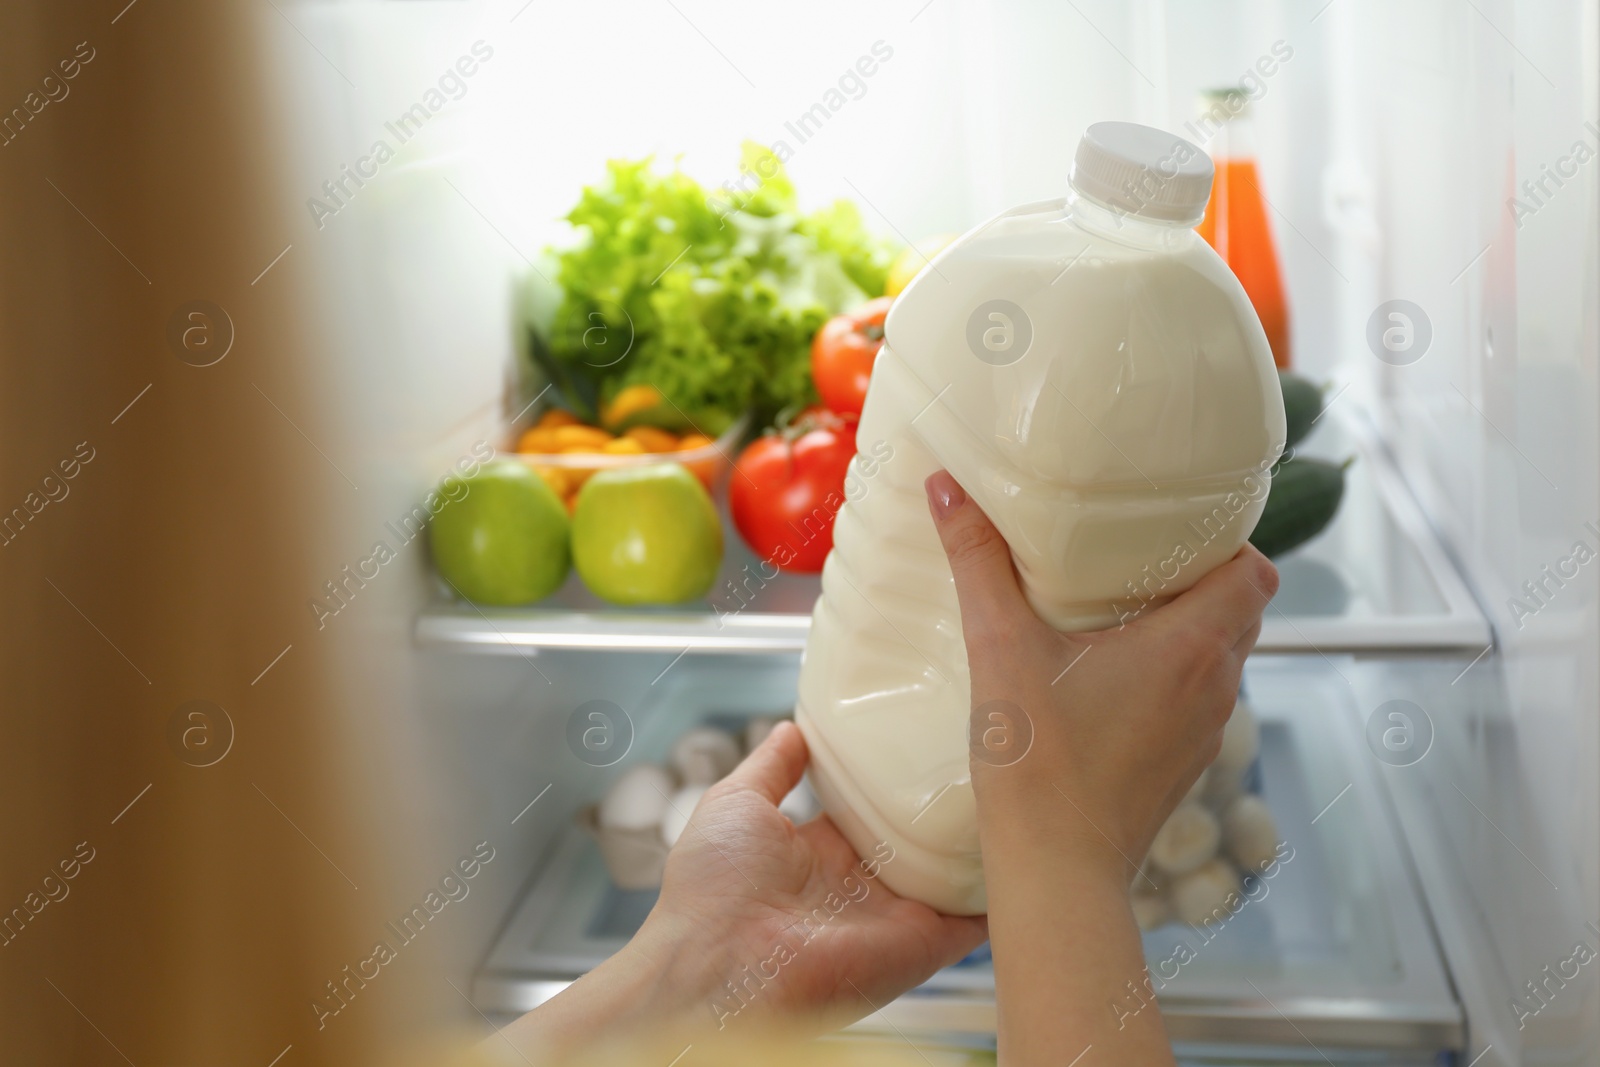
[534,144,895,432]
[799,199,895,299]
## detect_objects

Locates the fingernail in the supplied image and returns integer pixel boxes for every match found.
[925,470,966,520]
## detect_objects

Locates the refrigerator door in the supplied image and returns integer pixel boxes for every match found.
[1326,1,1600,1063]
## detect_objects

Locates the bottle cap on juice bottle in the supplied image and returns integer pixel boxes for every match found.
[1069,121,1213,225]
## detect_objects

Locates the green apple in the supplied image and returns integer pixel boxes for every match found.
[572,464,723,605]
[430,460,570,605]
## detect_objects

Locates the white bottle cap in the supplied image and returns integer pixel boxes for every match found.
[1069,121,1214,225]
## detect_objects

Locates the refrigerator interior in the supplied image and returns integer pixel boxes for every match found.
[265,0,1600,1062]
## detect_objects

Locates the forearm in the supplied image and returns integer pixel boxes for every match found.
[981,825,1177,1067]
[493,915,716,1064]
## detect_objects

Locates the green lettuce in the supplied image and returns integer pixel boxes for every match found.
[532,144,895,432]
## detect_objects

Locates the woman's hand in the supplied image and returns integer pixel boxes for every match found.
[926,469,1275,884]
[924,469,1275,1067]
[646,722,986,1028]
[497,722,986,1063]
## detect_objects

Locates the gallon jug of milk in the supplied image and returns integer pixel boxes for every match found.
[794,121,1286,915]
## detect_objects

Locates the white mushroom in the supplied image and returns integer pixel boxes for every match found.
[1201,769,1244,810]
[597,764,676,832]
[1169,859,1243,927]
[1221,794,1280,875]
[744,717,780,754]
[670,727,741,785]
[1148,804,1221,877]
[1211,699,1260,782]
[1131,889,1170,932]
[778,778,820,824]
[660,784,710,847]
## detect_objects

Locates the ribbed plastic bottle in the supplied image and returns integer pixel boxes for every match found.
[794,122,1286,915]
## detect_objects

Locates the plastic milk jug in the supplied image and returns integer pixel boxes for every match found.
[794,122,1286,915]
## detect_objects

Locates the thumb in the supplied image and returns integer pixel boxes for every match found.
[715,720,808,806]
[924,470,1032,640]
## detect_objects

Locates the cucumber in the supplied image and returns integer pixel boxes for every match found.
[1279,371,1324,450]
[1250,456,1350,559]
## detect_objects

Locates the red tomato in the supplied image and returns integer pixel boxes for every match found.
[729,412,858,572]
[812,296,892,417]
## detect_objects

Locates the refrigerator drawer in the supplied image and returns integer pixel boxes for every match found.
[471,656,1464,1056]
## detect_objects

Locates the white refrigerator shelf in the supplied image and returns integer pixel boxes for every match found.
[416,409,1491,657]
[470,656,1464,1055]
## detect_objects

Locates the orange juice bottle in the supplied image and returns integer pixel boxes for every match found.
[1194,88,1291,368]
